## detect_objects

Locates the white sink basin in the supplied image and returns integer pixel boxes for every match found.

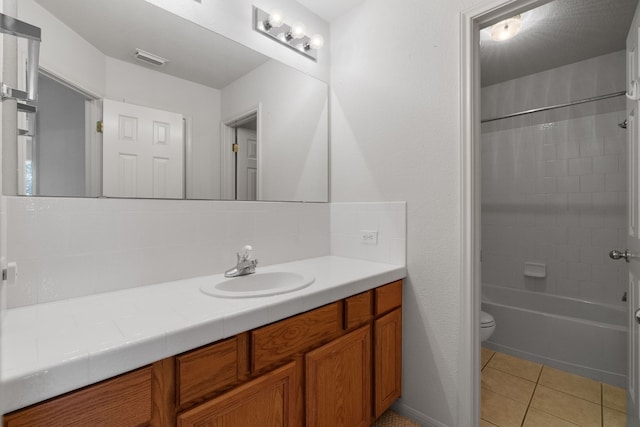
[200,272,315,298]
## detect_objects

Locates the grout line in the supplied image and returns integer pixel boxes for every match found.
[601,383,604,427]
[520,364,542,426]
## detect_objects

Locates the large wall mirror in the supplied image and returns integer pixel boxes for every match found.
[10,0,328,202]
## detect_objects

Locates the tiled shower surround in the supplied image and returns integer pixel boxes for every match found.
[481,110,628,306]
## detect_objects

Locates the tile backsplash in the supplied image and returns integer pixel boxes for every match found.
[4,198,406,308]
[5,197,330,308]
[330,202,406,265]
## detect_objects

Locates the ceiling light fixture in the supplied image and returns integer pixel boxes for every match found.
[490,15,522,41]
[253,6,324,61]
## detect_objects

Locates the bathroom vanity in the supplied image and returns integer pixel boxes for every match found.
[1,257,405,426]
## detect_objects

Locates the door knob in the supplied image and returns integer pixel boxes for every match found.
[636,308,640,325]
[609,249,631,262]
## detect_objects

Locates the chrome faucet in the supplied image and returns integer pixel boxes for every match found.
[224,245,258,278]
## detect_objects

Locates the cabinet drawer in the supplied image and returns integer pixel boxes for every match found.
[252,302,341,372]
[345,290,373,329]
[375,280,402,315]
[176,336,242,408]
[3,366,152,427]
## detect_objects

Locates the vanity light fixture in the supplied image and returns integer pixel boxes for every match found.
[490,15,522,41]
[134,48,168,67]
[253,6,324,61]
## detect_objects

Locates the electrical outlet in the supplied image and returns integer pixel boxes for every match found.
[360,230,378,245]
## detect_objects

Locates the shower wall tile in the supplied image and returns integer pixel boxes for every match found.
[481,109,627,306]
[568,158,592,176]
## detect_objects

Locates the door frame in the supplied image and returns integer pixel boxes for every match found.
[220,104,261,200]
[459,0,555,424]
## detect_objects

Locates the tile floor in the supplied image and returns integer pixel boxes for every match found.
[481,348,628,427]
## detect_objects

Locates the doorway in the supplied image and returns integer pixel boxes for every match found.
[20,71,101,197]
[461,0,639,425]
[221,110,259,201]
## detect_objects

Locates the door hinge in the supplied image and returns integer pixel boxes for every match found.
[232,143,239,153]
[96,120,104,133]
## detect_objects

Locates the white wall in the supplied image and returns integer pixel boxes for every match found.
[329,0,495,425]
[105,58,222,199]
[221,60,328,202]
[481,52,627,306]
[145,0,330,83]
[18,0,105,97]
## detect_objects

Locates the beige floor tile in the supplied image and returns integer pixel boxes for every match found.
[531,385,602,427]
[603,383,627,413]
[530,385,601,427]
[522,407,580,427]
[481,347,495,370]
[603,407,627,427]
[481,387,528,427]
[487,352,542,382]
[538,366,601,404]
[480,420,498,427]
[481,367,536,404]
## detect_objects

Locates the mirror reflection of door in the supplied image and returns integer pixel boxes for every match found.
[227,114,257,201]
[235,124,257,201]
[19,72,100,197]
[102,99,184,199]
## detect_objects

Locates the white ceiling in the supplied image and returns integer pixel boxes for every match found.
[34,0,270,90]
[35,0,640,89]
[480,0,639,87]
[295,0,366,22]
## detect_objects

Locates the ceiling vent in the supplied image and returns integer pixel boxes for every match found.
[134,49,168,67]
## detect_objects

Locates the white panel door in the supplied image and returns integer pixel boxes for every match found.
[627,5,640,426]
[236,128,257,201]
[103,99,184,199]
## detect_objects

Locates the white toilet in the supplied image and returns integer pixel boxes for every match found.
[480,310,496,342]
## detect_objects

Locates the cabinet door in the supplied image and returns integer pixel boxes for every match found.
[306,325,371,427]
[374,307,402,417]
[177,361,299,427]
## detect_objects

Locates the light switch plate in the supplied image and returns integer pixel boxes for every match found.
[360,230,378,245]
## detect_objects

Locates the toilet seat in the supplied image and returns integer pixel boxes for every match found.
[480,311,495,328]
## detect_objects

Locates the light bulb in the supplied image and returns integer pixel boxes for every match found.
[308,34,324,50]
[490,16,521,41]
[267,9,285,28]
[290,22,307,39]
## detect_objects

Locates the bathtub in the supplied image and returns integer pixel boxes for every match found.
[482,283,628,387]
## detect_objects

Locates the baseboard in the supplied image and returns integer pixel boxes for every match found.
[391,400,449,427]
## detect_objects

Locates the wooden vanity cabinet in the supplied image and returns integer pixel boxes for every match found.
[3,366,153,427]
[177,361,300,427]
[2,280,403,427]
[373,280,403,417]
[374,308,402,417]
[306,325,372,427]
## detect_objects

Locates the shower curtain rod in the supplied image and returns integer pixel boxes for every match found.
[481,90,626,124]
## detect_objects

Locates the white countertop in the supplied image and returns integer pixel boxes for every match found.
[0,256,405,414]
